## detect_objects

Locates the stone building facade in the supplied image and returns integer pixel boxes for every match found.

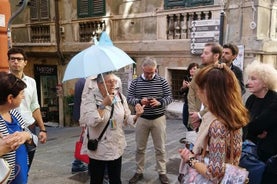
[9,0,277,126]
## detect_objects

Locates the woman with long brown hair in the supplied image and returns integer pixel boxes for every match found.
[179,64,249,183]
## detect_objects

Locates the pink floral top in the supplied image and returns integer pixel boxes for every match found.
[204,120,242,183]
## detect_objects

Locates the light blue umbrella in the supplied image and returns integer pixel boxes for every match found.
[62,32,135,83]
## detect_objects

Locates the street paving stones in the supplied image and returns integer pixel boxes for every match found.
[28,119,187,184]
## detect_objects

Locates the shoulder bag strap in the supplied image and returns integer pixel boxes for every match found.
[87,104,115,141]
[97,104,114,141]
[118,92,124,105]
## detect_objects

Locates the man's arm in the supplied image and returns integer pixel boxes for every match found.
[160,77,173,106]
[187,77,208,130]
[29,77,47,143]
[187,78,199,112]
[33,108,47,144]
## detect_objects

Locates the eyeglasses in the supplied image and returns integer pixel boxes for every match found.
[104,80,117,85]
[9,57,25,62]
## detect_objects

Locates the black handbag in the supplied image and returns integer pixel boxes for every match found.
[87,104,114,151]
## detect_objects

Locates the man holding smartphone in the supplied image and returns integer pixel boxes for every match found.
[127,57,173,184]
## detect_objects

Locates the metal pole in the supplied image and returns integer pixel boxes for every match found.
[7,0,30,48]
[219,10,225,46]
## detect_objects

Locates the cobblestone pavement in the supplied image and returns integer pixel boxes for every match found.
[28,119,187,184]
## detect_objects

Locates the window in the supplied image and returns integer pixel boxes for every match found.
[165,0,186,8]
[78,0,106,18]
[30,0,50,21]
[164,0,214,9]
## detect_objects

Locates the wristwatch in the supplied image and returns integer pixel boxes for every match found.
[98,104,105,110]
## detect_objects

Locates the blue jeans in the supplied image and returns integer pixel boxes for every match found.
[72,159,87,169]
[239,140,266,184]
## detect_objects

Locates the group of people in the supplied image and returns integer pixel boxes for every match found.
[75,42,276,184]
[178,42,277,184]
[1,42,277,184]
[76,57,173,184]
[0,48,173,184]
[0,47,47,184]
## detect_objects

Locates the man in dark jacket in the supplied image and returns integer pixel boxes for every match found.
[221,43,245,95]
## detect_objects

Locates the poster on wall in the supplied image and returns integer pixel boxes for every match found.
[233,45,244,71]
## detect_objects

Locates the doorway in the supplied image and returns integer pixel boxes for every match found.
[34,65,59,123]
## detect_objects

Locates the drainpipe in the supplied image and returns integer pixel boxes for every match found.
[54,0,65,127]
[219,10,225,46]
[7,0,29,48]
[54,0,65,65]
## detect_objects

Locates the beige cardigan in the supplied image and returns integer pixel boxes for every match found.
[79,80,136,160]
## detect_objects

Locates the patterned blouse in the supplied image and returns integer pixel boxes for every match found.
[204,120,242,183]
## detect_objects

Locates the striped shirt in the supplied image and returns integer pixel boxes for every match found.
[0,110,35,181]
[127,75,173,119]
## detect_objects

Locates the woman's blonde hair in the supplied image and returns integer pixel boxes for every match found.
[195,64,249,130]
[245,60,277,91]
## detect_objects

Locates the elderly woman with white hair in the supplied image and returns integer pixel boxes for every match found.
[80,72,144,184]
[240,60,277,184]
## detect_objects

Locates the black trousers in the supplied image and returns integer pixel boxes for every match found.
[89,156,122,184]
[27,124,36,169]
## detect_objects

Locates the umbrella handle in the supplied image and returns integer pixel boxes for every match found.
[101,73,109,95]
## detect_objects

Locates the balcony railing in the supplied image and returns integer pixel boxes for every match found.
[167,11,212,40]
[79,21,106,42]
[31,25,51,43]
[157,6,222,40]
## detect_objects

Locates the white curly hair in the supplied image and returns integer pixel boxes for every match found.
[245,60,277,91]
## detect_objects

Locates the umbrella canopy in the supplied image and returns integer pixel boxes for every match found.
[62,31,135,82]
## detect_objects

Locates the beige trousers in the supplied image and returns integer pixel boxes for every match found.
[135,115,167,174]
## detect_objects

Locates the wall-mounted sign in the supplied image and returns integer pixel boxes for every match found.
[34,65,57,75]
[191,19,220,55]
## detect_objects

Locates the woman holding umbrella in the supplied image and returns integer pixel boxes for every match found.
[80,72,144,184]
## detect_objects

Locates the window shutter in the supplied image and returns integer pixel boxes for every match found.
[164,0,214,8]
[92,0,105,16]
[40,0,50,20]
[30,0,39,20]
[78,0,90,17]
[190,0,213,6]
[164,0,186,8]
